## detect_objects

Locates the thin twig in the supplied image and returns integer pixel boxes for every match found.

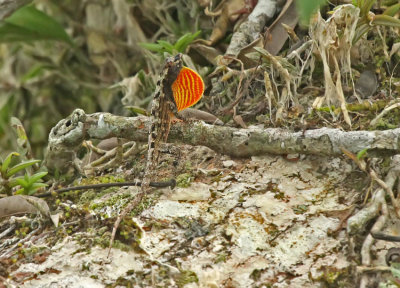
[219,56,246,114]
[107,190,147,258]
[357,265,391,274]
[359,189,388,288]
[341,148,400,217]
[370,101,400,127]
[36,179,176,198]
[371,231,400,242]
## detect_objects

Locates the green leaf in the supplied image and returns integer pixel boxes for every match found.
[124,106,148,116]
[0,22,44,42]
[383,3,400,16]
[138,42,165,53]
[9,178,21,187]
[156,40,174,53]
[21,64,52,83]
[0,5,73,45]
[353,23,371,44]
[137,70,147,84]
[28,171,48,185]
[15,188,25,195]
[360,0,377,17]
[6,159,41,178]
[30,182,47,190]
[28,183,48,195]
[297,0,328,26]
[357,148,368,160]
[1,152,19,175]
[372,14,400,28]
[15,177,29,187]
[174,31,201,53]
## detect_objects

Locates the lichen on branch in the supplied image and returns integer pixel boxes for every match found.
[44,109,400,175]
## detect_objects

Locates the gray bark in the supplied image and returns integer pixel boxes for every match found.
[44,109,400,174]
[225,0,277,56]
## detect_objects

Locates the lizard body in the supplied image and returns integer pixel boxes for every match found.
[109,53,203,256]
[141,53,204,191]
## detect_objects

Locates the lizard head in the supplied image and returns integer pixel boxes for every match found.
[165,53,183,78]
[163,53,183,92]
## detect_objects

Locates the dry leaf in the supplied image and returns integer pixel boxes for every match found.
[0,195,50,218]
[264,0,299,56]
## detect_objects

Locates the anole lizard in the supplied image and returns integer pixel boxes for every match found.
[108,53,204,256]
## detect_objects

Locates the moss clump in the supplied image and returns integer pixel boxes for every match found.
[78,175,125,186]
[89,191,132,213]
[176,173,192,188]
[293,204,309,214]
[214,252,228,263]
[111,240,132,252]
[175,270,199,288]
[311,266,351,287]
[129,194,158,216]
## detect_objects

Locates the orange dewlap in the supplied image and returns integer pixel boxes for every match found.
[171,66,204,112]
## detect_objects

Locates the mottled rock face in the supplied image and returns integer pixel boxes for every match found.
[10,144,361,287]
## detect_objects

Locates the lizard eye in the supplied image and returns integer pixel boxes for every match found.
[174,53,182,62]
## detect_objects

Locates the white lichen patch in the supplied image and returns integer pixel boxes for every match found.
[269,216,340,271]
[142,200,203,219]
[132,153,353,287]
[165,182,211,201]
[15,237,144,288]
[10,146,356,287]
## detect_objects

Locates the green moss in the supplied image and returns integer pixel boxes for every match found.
[94,236,110,248]
[250,268,263,281]
[89,191,133,213]
[184,161,193,171]
[129,194,158,216]
[78,175,125,186]
[316,105,337,113]
[176,173,192,188]
[97,226,109,236]
[19,246,47,258]
[175,270,199,288]
[79,190,97,204]
[311,266,350,286]
[111,240,131,252]
[214,252,228,263]
[292,204,309,214]
[211,174,223,183]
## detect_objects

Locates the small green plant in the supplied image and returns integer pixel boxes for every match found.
[14,171,48,195]
[0,152,46,196]
[297,0,400,42]
[357,148,369,160]
[353,0,400,43]
[139,31,201,55]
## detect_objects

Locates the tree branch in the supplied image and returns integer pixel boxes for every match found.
[44,109,400,174]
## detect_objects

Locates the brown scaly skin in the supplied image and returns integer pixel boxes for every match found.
[141,53,183,192]
[108,54,183,256]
